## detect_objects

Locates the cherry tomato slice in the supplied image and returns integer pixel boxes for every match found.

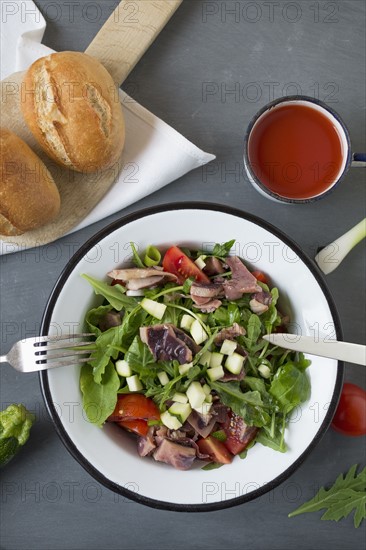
[332,382,366,436]
[162,246,210,284]
[197,436,233,464]
[109,394,160,422]
[222,411,258,455]
[251,270,268,284]
[118,419,149,437]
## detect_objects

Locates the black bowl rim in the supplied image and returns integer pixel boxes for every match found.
[39,201,344,513]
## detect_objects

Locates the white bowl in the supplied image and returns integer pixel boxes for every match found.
[40,203,343,511]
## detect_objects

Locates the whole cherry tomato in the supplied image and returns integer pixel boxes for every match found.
[332,382,366,436]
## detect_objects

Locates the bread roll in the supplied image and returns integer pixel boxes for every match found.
[21,52,125,173]
[0,128,60,236]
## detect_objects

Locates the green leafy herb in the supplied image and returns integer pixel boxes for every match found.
[82,274,137,311]
[210,381,271,427]
[269,355,311,413]
[245,314,262,349]
[202,462,224,471]
[212,239,236,258]
[85,305,113,336]
[289,465,366,528]
[256,422,287,453]
[88,324,123,383]
[80,361,120,426]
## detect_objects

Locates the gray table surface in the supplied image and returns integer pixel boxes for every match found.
[1,1,365,549]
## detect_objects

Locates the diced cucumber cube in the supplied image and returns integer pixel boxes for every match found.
[258,364,271,379]
[178,362,193,375]
[169,402,192,423]
[160,411,182,430]
[126,375,143,392]
[190,319,208,345]
[140,298,166,320]
[199,351,212,367]
[186,381,206,408]
[193,402,212,415]
[157,371,169,386]
[172,392,188,404]
[194,256,206,270]
[220,339,237,356]
[210,352,224,368]
[180,314,194,331]
[225,352,245,374]
[205,394,213,403]
[115,359,131,377]
[207,365,225,381]
[202,384,211,396]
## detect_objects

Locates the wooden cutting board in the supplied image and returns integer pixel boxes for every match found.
[0,0,182,250]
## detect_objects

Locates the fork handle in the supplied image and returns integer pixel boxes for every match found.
[0,355,8,363]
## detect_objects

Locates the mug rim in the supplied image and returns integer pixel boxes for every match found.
[243,95,353,204]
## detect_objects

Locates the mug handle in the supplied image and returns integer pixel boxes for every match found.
[352,153,366,166]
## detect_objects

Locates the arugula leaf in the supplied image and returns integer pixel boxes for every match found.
[243,376,267,396]
[80,361,120,426]
[120,307,146,350]
[211,303,241,327]
[125,336,155,373]
[88,324,123,383]
[212,239,236,258]
[245,314,262,348]
[269,357,310,413]
[82,274,138,311]
[210,381,271,427]
[85,305,113,336]
[256,423,287,453]
[202,462,224,471]
[289,465,366,528]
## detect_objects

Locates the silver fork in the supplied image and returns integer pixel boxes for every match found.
[0,333,96,373]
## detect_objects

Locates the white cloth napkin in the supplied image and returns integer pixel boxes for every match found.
[0,0,215,251]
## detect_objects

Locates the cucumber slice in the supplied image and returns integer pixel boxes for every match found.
[207,365,225,381]
[194,256,206,270]
[190,319,208,345]
[160,411,182,430]
[157,371,169,386]
[180,314,194,331]
[202,384,211,396]
[220,339,237,356]
[199,351,212,367]
[140,298,166,320]
[172,392,188,404]
[126,375,143,392]
[209,352,224,368]
[178,362,193,375]
[186,381,206,408]
[193,402,212,415]
[169,402,192,423]
[258,364,271,379]
[115,359,131,377]
[225,352,245,374]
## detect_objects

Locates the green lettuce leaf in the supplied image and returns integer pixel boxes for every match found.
[80,361,120,426]
[82,274,138,311]
[269,356,311,413]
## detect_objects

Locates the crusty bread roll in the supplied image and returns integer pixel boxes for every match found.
[21,52,125,173]
[0,128,61,236]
